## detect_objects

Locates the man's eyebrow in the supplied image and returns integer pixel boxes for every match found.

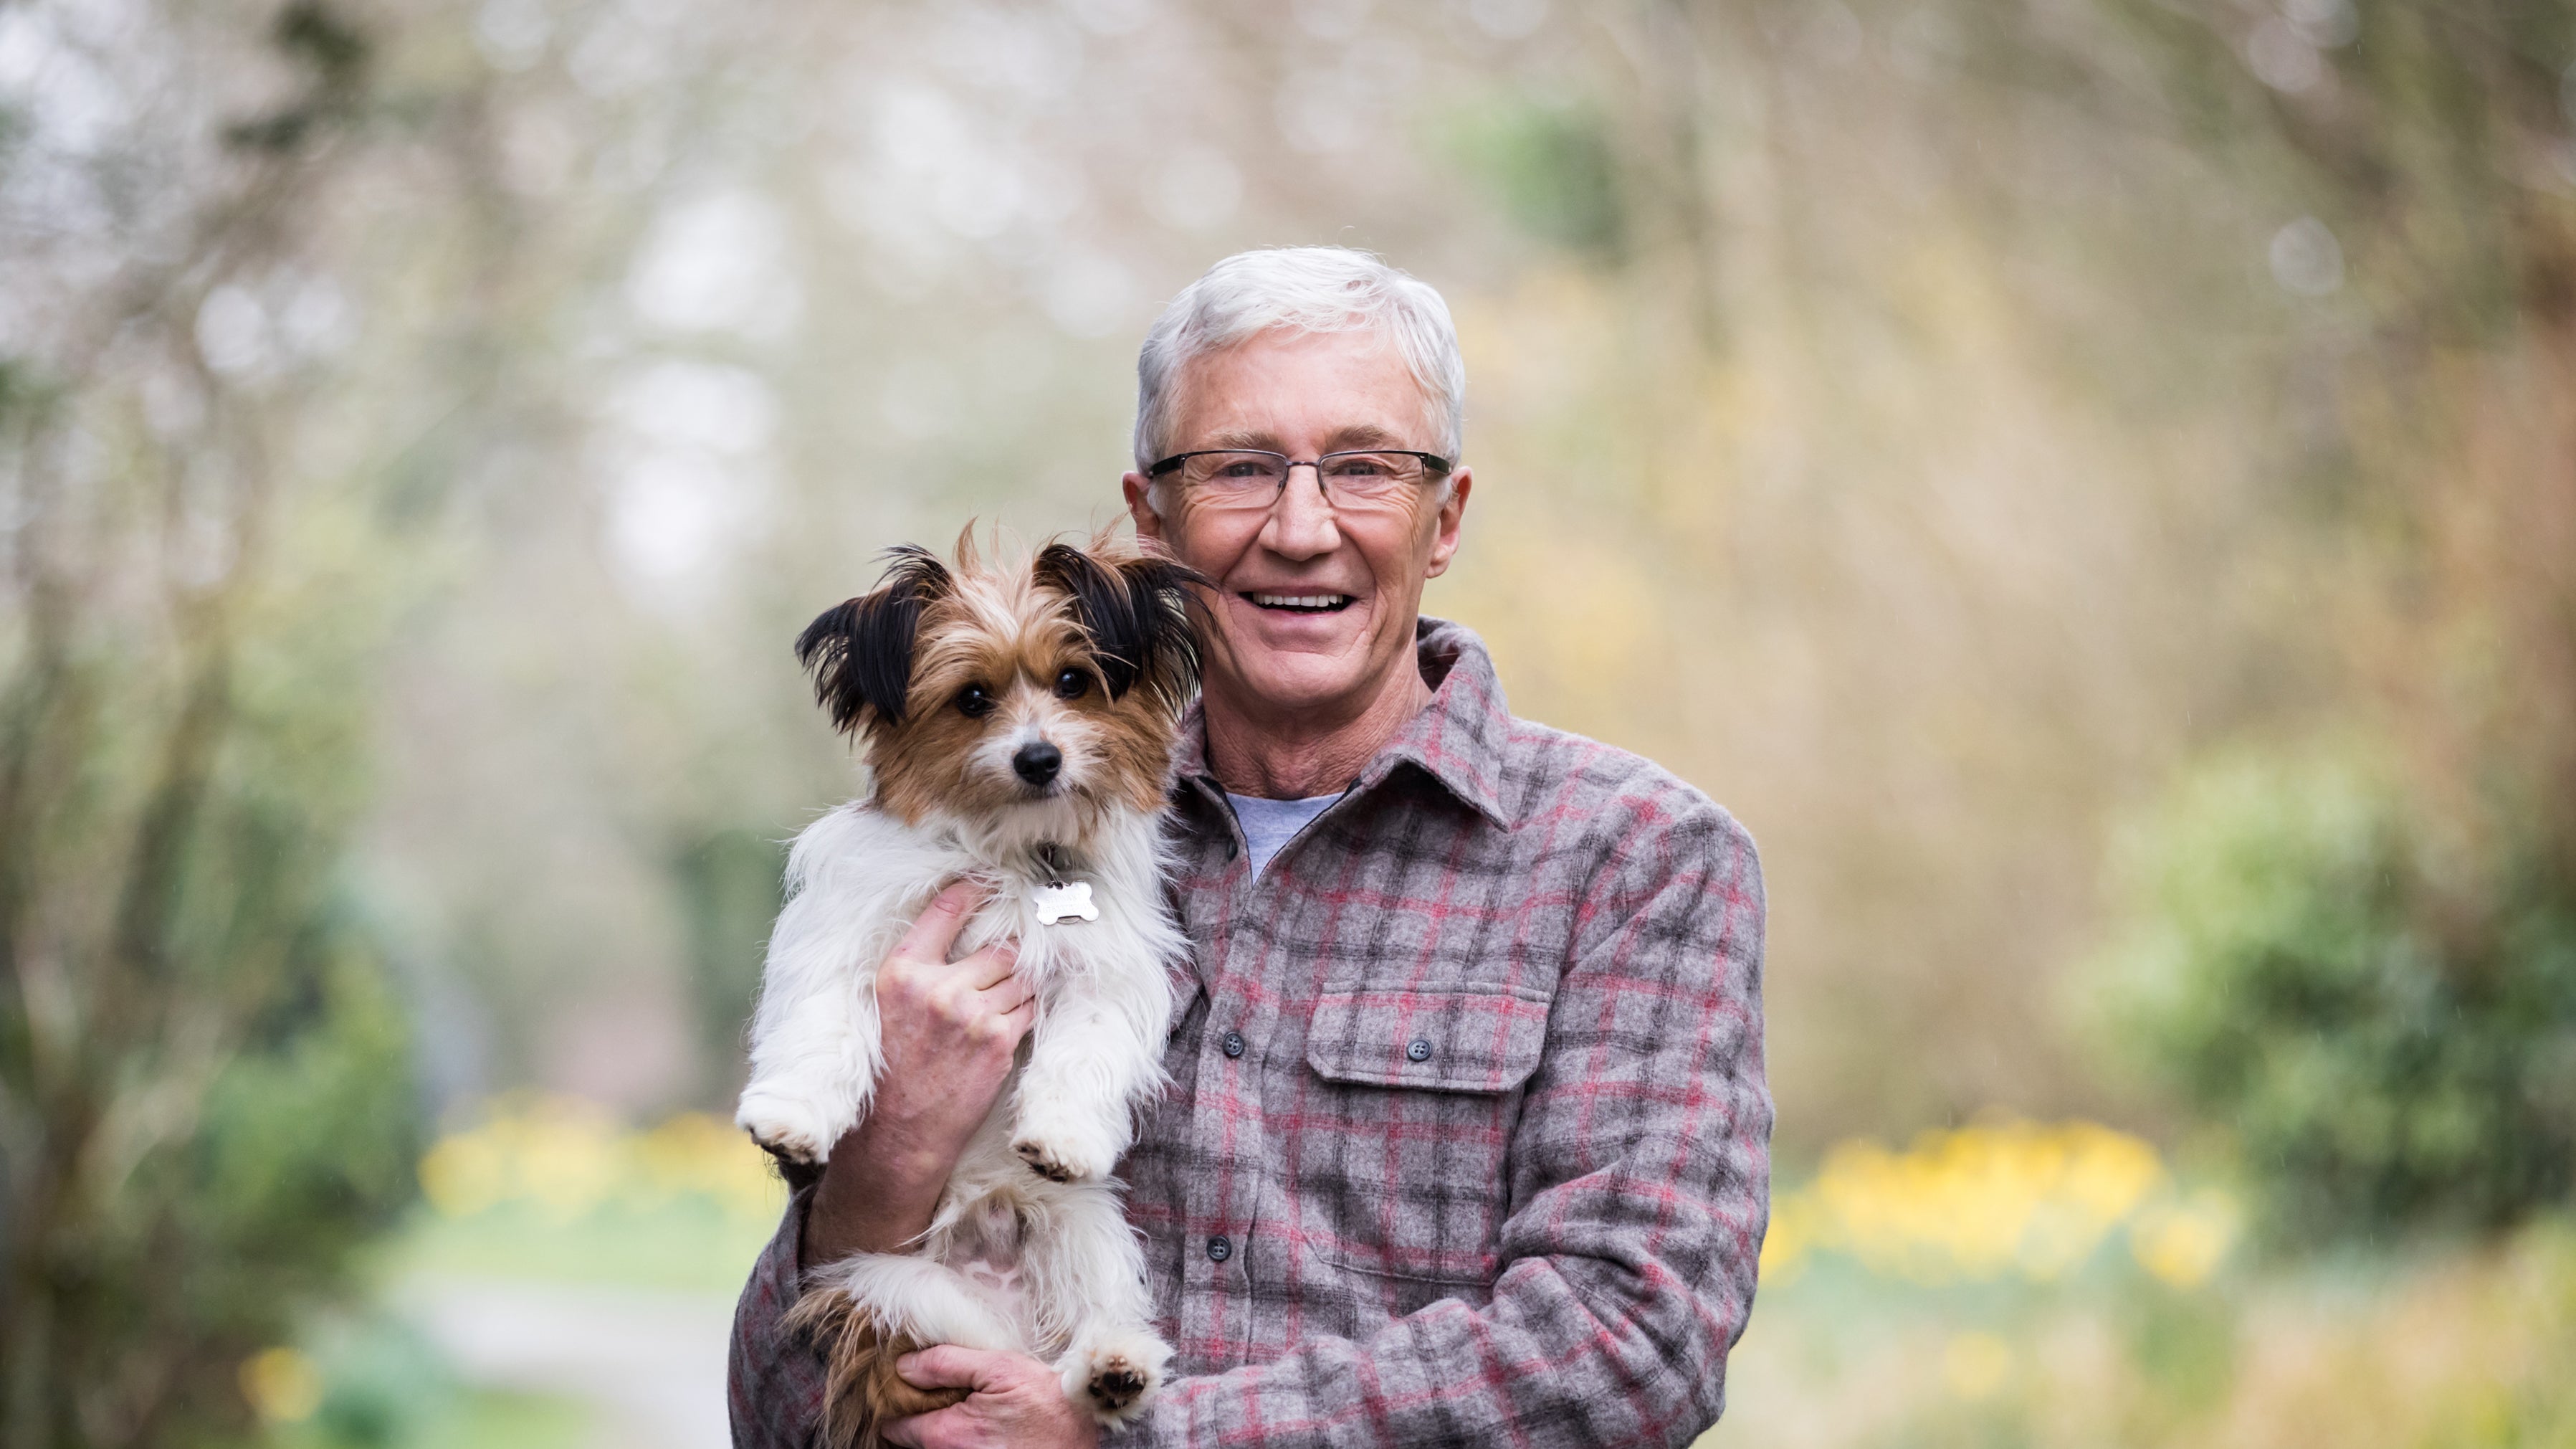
[1322,424,1410,451]
[1200,427,1284,452]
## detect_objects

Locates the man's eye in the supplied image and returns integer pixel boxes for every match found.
[1053,668,1090,700]
[1217,462,1269,478]
[955,685,995,718]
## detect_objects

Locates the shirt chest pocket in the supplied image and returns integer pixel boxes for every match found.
[1303,985,1552,1093]
[1291,985,1552,1308]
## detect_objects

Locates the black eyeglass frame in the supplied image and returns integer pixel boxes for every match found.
[1145,448,1456,490]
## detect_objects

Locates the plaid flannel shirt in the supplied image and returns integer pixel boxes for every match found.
[729,618,1772,1448]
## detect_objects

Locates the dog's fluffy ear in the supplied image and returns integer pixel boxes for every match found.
[795,546,952,733]
[1034,541,1206,713]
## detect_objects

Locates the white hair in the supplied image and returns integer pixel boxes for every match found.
[1132,247,1466,476]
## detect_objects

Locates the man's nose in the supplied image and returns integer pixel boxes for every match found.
[1260,462,1342,559]
[1013,740,1062,787]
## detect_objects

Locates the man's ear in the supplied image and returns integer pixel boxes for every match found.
[1034,541,1206,711]
[1424,466,1471,580]
[1122,472,1165,544]
[794,545,951,733]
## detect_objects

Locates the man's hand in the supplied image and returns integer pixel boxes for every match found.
[883,1348,1100,1449]
[803,881,1031,1267]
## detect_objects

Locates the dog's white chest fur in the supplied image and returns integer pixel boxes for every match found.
[735,799,1182,1428]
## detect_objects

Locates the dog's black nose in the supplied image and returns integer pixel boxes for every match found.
[1013,741,1062,787]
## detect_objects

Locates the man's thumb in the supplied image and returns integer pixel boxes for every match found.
[895,879,982,960]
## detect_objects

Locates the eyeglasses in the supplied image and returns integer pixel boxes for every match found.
[1145,449,1453,511]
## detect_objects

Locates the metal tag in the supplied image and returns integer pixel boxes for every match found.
[1032,880,1098,926]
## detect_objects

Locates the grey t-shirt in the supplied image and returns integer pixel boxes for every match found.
[1226,792,1338,878]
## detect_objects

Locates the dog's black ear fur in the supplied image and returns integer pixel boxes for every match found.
[795,546,952,732]
[1034,542,1206,713]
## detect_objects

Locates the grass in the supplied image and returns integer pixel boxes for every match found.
[378,1194,778,1296]
[248,1098,786,1448]
[1709,1205,2576,1449]
[416,1390,591,1449]
[249,1326,595,1449]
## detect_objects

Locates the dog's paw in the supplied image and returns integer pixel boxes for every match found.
[1011,1131,1117,1184]
[1087,1359,1149,1419]
[1011,1136,1085,1183]
[1009,1107,1122,1184]
[1057,1331,1170,1424]
[736,1090,840,1166]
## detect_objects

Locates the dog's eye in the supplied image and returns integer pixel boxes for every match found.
[1052,668,1090,700]
[955,684,995,718]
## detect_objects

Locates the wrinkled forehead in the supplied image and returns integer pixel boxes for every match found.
[1165,328,1441,453]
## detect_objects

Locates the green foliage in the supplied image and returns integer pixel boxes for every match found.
[1438,93,1625,258]
[670,830,784,1105]
[192,931,420,1334]
[2093,747,2576,1243]
[0,627,424,1443]
[2,751,421,1443]
[224,0,371,153]
[296,1321,454,1449]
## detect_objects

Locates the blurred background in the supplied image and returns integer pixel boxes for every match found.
[4,0,2574,1443]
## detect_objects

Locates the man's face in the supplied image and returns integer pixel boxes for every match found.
[1125,329,1471,722]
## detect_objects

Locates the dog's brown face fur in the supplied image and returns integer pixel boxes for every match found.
[796,531,1203,837]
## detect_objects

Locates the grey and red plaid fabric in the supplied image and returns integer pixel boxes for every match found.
[729,619,1772,1448]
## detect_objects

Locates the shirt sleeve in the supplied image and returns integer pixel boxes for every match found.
[1140,799,1772,1448]
[728,1182,828,1448]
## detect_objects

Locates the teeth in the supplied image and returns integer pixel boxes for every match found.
[1251,594,1350,609]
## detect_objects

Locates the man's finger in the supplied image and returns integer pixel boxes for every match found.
[895,880,983,962]
[963,941,1021,992]
[896,1344,1000,1391]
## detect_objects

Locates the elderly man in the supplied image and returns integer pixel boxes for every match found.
[729,247,1770,1448]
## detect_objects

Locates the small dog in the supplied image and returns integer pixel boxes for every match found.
[737,528,1200,1446]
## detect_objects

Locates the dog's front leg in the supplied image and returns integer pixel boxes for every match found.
[738,899,887,1165]
[1006,989,1160,1185]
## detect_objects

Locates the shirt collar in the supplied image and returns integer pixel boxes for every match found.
[1170,615,1513,830]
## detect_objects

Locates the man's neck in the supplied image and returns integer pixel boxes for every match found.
[1202,649,1433,801]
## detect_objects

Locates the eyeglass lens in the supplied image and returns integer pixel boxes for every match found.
[1181,452,1431,508]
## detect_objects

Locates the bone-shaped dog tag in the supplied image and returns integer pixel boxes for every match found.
[1032,880,1098,925]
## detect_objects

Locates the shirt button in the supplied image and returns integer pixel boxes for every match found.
[1206,1234,1233,1263]
[1221,1030,1246,1059]
[1406,1037,1434,1063]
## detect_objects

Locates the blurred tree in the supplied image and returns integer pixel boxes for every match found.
[2095,749,2576,1240]
[670,829,785,1105]
[2104,0,2576,785]
[0,1,437,1440]
[1510,0,2576,1167]
[2075,0,2576,1238]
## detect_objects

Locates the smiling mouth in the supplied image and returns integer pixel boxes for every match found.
[1246,592,1355,613]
